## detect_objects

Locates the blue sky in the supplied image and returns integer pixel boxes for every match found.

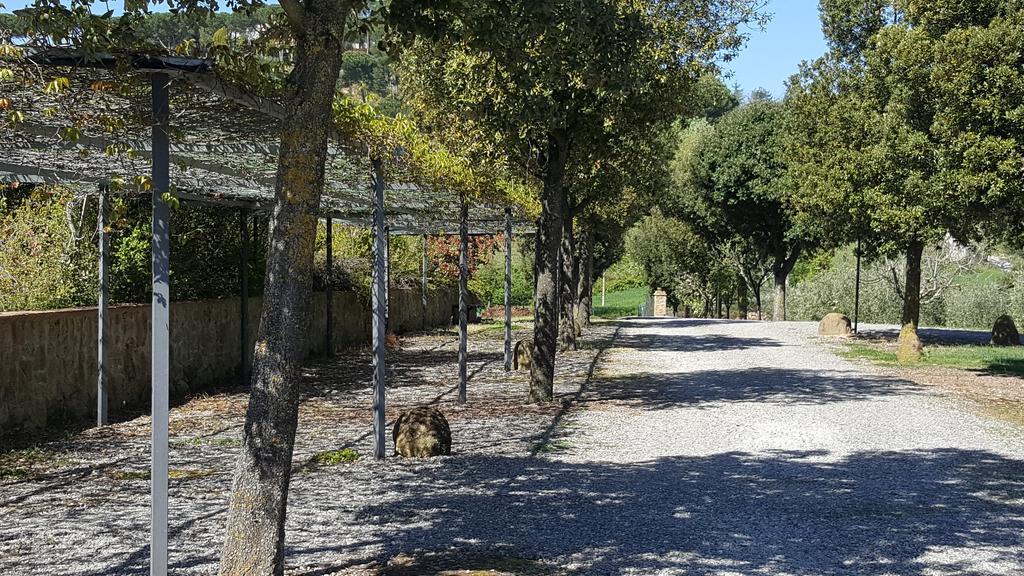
[2,0,826,99]
[724,0,828,99]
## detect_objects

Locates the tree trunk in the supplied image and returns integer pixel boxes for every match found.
[574,227,593,327]
[530,133,568,403]
[219,6,347,574]
[737,279,748,320]
[772,271,787,321]
[558,208,577,352]
[771,246,801,322]
[901,240,925,331]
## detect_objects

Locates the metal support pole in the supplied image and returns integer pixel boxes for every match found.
[371,157,387,460]
[503,208,513,372]
[854,239,862,334]
[149,72,170,576]
[602,274,606,306]
[325,217,334,356]
[457,200,469,404]
[97,185,109,426]
[421,234,428,329]
[240,208,250,386]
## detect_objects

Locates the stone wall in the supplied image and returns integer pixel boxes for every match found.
[0,288,457,432]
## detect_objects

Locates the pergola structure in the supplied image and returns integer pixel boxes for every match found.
[1,49,534,574]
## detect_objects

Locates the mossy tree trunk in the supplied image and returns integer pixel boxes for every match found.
[771,247,801,322]
[900,239,925,334]
[530,132,568,403]
[558,205,577,352]
[219,3,348,574]
[575,227,593,327]
[737,278,749,319]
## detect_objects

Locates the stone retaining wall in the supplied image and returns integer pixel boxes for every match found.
[0,288,457,432]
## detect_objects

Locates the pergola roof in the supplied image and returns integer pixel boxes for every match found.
[0,49,535,235]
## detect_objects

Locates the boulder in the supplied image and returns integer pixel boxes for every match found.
[818,313,852,337]
[992,315,1021,346]
[896,324,923,363]
[393,406,452,458]
[514,340,535,371]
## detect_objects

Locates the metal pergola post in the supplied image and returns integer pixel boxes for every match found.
[457,199,469,404]
[97,185,109,426]
[325,216,334,356]
[421,234,428,329]
[385,225,391,332]
[239,208,250,386]
[371,157,387,460]
[504,207,513,372]
[854,239,862,334]
[149,72,171,576]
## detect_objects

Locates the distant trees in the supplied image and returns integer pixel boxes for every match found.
[675,99,807,320]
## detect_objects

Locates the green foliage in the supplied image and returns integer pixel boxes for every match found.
[466,239,534,308]
[625,210,721,310]
[309,448,360,466]
[592,287,649,320]
[680,100,802,265]
[0,187,97,311]
[340,50,393,96]
[601,255,646,293]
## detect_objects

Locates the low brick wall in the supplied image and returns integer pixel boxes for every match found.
[0,287,457,432]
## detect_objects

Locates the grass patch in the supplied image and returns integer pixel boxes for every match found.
[592,287,649,319]
[302,448,361,472]
[171,436,241,448]
[108,468,217,481]
[0,447,70,480]
[533,440,572,453]
[842,342,1024,376]
[108,469,150,481]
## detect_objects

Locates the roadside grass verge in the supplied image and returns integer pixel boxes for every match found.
[592,287,649,319]
[841,342,1024,376]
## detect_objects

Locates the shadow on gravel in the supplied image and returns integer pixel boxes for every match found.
[292,449,1024,575]
[583,367,914,410]
[857,326,992,346]
[612,318,785,353]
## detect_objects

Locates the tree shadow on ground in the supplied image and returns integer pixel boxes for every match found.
[612,318,785,353]
[857,326,992,346]
[289,448,1024,575]
[582,367,915,410]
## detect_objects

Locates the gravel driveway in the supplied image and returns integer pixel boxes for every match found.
[3,318,1024,575]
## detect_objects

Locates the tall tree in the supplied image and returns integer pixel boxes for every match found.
[392,0,759,401]
[786,0,1023,349]
[676,100,805,320]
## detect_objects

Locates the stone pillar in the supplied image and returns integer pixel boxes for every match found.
[652,289,669,317]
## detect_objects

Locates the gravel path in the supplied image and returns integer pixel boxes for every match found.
[3,318,1024,575]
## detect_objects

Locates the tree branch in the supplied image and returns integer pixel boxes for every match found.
[279,0,307,35]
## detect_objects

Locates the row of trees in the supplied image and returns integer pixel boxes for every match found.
[3,1,763,575]
[626,0,1024,353]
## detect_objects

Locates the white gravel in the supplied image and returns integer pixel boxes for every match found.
[3,318,1024,575]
